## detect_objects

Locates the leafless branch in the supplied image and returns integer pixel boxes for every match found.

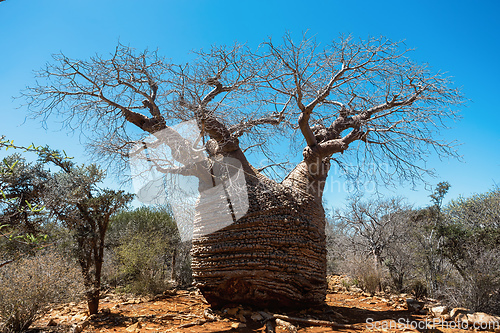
[257,162,288,173]
[22,34,463,187]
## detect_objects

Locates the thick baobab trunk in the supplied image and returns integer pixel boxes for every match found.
[191,159,329,308]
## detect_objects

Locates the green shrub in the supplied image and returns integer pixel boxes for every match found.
[0,251,83,333]
[103,206,188,295]
[115,232,175,294]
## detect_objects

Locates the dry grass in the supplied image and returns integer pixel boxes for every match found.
[0,250,83,333]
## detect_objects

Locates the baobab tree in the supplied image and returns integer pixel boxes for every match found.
[22,34,463,308]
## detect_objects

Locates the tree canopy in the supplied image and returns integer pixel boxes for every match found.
[23,34,463,187]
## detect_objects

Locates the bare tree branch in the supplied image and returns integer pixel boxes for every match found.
[22,34,463,187]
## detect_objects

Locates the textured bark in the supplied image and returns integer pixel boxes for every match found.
[191,158,329,308]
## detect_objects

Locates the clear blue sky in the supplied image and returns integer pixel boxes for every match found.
[1,0,499,209]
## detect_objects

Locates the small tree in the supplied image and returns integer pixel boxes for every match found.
[1,140,132,314]
[39,149,132,314]
[382,212,420,293]
[0,155,47,227]
[410,181,450,296]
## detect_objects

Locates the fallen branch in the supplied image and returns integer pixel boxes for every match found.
[276,318,298,332]
[265,319,276,333]
[273,313,356,329]
[259,310,356,330]
[177,319,207,328]
[165,309,219,331]
[165,319,207,331]
[259,312,276,333]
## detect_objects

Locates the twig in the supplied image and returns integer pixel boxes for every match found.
[0,259,14,268]
[257,162,287,172]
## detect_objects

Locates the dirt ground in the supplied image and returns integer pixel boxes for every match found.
[31,276,489,332]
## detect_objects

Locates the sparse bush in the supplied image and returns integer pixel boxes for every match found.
[0,251,83,333]
[337,253,384,295]
[329,186,500,315]
[441,249,500,314]
[438,188,500,313]
[104,206,184,295]
[410,280,428,300]
[325,219,348,275]
[341,277,353,290]
[357,265,383,296]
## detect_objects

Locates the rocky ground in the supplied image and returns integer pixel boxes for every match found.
[30,275,500,332]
